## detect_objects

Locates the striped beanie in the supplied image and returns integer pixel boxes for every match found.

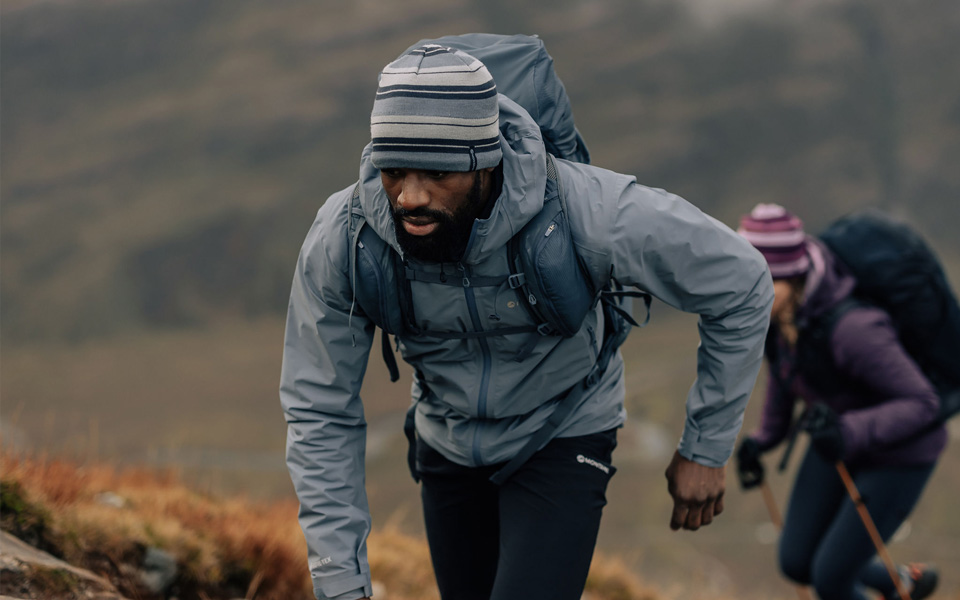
[737,203,811,279]
[370,44,502,172]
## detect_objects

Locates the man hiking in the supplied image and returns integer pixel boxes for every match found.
[280,37,774,600]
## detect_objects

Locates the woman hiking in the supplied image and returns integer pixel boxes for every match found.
[734,204,946,600]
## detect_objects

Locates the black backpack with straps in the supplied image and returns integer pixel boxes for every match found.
[776,210,960,424]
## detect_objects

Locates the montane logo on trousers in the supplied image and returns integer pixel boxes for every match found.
[576,454,610,474]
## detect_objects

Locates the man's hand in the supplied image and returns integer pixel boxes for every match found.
[664,450,726,531]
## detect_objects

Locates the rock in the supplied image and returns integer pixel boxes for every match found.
[94,492,127,509]
[0,531,131,599]
[138,547,177,595]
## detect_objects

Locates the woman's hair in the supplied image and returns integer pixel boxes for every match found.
[776,276,807,347]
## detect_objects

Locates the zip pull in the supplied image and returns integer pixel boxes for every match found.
[457,262,470,287]
[544,223,556,237]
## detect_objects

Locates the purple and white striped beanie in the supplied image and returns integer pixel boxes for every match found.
[370,45,502,172]
[738,204,811,279]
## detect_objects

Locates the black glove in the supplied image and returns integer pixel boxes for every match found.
[803,404,845,462]
[735,437,765,490]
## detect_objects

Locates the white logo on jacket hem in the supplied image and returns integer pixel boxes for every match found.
[576,454,610,474]
[312,556,333,568]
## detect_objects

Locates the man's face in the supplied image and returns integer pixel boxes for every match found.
[381,167,495,262]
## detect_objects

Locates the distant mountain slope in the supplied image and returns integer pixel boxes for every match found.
[2,0,958,341]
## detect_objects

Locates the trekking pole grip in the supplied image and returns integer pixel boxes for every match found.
[834,461,911,600]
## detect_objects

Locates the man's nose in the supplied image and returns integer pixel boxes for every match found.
[398,173,430,210]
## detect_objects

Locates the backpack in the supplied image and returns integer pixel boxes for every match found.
[784,210,960,424]
[348,34,649,483]
[400,34,591,165]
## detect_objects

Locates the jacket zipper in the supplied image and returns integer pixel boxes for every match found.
[459,262,491,466]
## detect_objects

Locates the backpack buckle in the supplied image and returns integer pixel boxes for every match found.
[536,323,555,336]
[507,273,526,289]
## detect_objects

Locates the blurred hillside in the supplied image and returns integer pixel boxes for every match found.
[2,0,959,341]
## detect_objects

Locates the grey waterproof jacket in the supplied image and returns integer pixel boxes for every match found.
[280,96,774,600]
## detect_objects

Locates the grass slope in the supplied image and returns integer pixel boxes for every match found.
[1,449,661,600]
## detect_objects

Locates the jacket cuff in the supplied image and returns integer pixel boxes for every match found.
[677,427,732,468]
[315,572,372,600]
[838,415,861,462]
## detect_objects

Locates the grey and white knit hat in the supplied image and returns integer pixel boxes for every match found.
[370,44,502,172]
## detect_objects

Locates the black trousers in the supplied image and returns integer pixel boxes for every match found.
[779,448,935,600]
[418,429,618,600]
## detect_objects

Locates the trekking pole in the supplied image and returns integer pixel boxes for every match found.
[834,461,911,600]
[759,481,814,600]
[778,411,804,473]
[759,481,783,528]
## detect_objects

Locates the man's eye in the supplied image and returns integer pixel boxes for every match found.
[382,169,402,179]
[426,171,448,180]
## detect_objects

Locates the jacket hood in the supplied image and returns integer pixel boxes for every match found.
[798,237,857,321]
[356,94,548,265]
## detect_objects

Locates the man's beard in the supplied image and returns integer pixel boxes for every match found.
[392,172,483,263]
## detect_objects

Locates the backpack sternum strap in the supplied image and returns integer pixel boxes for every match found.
[415,325,539,340]
[396,257,539,341]
[403,266,509,288]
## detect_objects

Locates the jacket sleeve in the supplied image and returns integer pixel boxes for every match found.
[606,184,774,467]
[280,194,376,600]
[831,308,941,460]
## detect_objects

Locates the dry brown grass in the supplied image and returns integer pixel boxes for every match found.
[2,449,312,599]
[1,448,664,600]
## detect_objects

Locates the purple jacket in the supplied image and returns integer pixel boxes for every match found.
[751,239,948,468]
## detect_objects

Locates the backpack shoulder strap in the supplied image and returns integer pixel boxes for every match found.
[795,297,863,395]
[347,183,402,382]
[489,158,651,485]
[508,154,598,335]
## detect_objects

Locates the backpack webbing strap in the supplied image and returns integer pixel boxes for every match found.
[349,184,401,383]
[416,325,539,340]
[773,297,860,471]
[512,323,556,363]
[489,292,635,484]
[604,290,651,328]
[382,330,400,382]
[397,254,539,341]
[403,267,509,288]
[488,381,585,485]
[403,369,432,483]
[795,297,862,395]
[404,402,419,483]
